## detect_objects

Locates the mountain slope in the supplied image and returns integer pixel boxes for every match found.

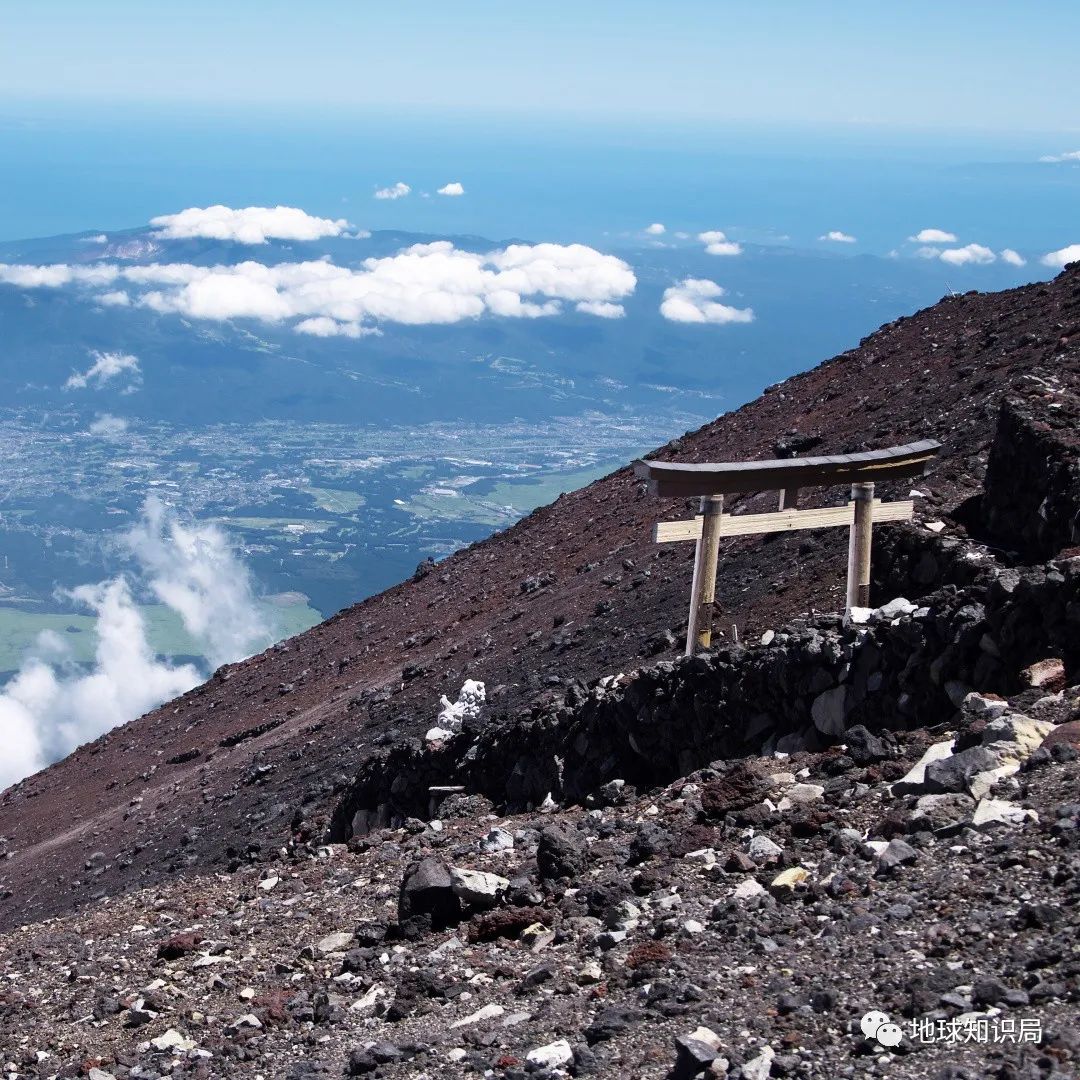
[1,265,1078,930]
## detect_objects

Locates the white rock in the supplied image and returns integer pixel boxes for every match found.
[971,798,1039,829]
[742,1044,775,1080]
[450,867,509,907]
[350,983,388,1014]
[875,597,917,620]
[759,630,775,646]
[577,961,603,984]
[149,1029,195,1052]
[525,1040,574,1069]
[447,1048,468,1063]
[732,879,766,900]
[316,931,354,955]
[686,1026,723,1051]
[962,692,1009,719]
[234,1013,262,1029]
[847,606,874,625]
[479,828,514,853]
[747,835,782,861]
[925,520,946,533]
[89,1070,117,1080]
[682,919,706,935]
[451,1002,505,1028]
[425,726,454,745]
[785,783,825,804]
[892,739,955,793]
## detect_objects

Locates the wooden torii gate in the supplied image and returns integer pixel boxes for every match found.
[634,439,941,655]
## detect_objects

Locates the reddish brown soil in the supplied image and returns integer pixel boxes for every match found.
[1,265,1078,930]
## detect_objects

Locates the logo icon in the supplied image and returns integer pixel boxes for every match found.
[861,1010,904,1047]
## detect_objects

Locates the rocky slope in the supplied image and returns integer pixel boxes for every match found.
[1,264,1079,1078]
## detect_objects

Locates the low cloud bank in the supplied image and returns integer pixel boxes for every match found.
[151,205,350,244]
[0,498,271,792]
[0,240,637,334]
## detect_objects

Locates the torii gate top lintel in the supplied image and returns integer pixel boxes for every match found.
[633,438,941,498]
[637,439,942,655]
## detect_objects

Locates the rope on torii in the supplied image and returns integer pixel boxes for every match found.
[634,439,942,655]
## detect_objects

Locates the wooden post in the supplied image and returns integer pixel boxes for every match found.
[845,482,875,610]
[778,487,800,511]
[685,495,724,655]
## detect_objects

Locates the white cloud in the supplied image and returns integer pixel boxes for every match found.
[0,241,636,332]
[88,414,129,437]
[65,349,141,390]
[1041,243,1080,268]
[938,243,997,266]
[436,182,465,196]
[0,497,269,792]
[820,230,856,243]
[698,230,743,256]
[909,228,957,244]
[97,290,131,306]
[1039,150,1080,163]
[575,300,624,318]
[645,223,666,235]
[294,316,382,338]
[660,278,754,324]
[126,496,268,669]
[150,205,350,244]
[1000,248,1027,267]
[374,182,411,200]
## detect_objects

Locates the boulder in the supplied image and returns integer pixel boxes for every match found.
[811,686,848,737]
[398,859,461,931]
[892,740,955,794]
[526,1040,574,1069]
[971,798,1039,829]
[449,867,509,908]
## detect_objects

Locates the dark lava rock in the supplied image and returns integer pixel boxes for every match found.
[924,746,999,794]
[398,858,461,933]
[673,1035,718,1078]
[699,765,766,818]
[844,725,890,765]
[537,826,587,880]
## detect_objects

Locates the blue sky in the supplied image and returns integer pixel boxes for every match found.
[2,1,1078,132]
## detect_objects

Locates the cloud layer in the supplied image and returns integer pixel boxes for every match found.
[0,498,269,792]
[436,182,465,196]
[0,241,637,334]
[151,205,350,244]
[660,278,754,324]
